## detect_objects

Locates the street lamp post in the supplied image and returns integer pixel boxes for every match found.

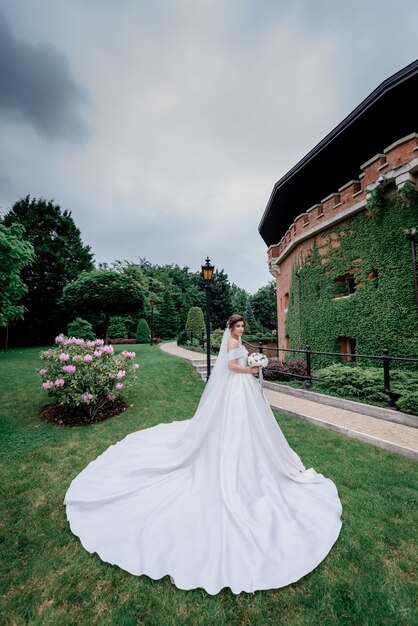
[150,298,156,345]
[201,256,214,381]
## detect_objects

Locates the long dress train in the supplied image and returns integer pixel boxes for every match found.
[64,335,342,595]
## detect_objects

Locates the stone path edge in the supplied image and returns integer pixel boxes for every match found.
[269,404,418,462]
[262,381,418,428]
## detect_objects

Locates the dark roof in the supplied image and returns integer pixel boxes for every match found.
[259,59,418,247]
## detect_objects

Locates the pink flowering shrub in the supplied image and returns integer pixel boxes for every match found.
[39,334,139,420]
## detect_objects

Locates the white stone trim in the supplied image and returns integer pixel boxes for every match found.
[383,132,418,154]
[338,180,360,192]
[360,153,385,170]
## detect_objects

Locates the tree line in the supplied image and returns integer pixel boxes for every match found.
[0,196,276,346]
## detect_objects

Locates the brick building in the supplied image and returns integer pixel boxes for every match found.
[259,60,418,356]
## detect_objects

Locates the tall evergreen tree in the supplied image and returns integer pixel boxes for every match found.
[206,269,233,330]
[155,290,179,339]
[230,283,249,317]
[2,196,94,345]
[250,281,277,330]
[245,301,257,334]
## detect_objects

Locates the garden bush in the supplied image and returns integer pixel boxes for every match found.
[109,338,137,344]
[39,334,139,422]
[67,318,95,340]
[177,330,187,346]
[209,329,224,353]
[315,363,418,413]
[397,392,418,416]
[108,316,128,339]
[136,318,151,343]
[264,359,307,382]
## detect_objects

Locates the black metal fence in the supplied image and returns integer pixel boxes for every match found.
[243,340,418,410]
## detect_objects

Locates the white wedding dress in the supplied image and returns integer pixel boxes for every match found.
[64,329,342,595]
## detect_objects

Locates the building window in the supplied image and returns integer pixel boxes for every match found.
[284,292,289,308]
[284,335,290,350]
[339,336,356,362]
[334,273,356,297]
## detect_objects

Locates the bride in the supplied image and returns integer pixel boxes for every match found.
[64,314,342,595]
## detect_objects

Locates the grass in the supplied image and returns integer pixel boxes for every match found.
[0,344,417,626]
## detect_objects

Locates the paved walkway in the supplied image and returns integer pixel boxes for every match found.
[160,342,418,461]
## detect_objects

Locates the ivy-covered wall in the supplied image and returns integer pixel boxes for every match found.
[285,182,418,366]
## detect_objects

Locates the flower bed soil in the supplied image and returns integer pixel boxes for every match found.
[40,399,128,427]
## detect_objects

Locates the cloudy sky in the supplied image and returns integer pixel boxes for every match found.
[1,1,417,293]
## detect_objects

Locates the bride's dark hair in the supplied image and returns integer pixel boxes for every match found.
[227,314,244,330]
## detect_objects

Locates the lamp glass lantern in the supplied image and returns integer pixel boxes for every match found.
[201,257,214,284]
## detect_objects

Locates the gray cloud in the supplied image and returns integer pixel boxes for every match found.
[0,1,417,293]
[0,9,89,141]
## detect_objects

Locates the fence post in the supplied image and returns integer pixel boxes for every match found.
[383,348,390,393]
[382,348,402,409]
[305,345,312,389]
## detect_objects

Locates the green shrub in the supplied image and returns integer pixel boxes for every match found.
[177,330,188,346]
[315,363,418,413]
[108,316,128,338]
[136,318,150,343]
[67,318,95,340]
[185,307,205,332]
[397,392,418,416]
[209,328,224,353]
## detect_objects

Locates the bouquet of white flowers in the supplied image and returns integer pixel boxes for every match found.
[247,352,269,369]
[247,352,268,385]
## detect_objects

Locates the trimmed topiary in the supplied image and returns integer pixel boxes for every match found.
[136,318,151,344]
[185,307,205,333]
[67,318,95,340]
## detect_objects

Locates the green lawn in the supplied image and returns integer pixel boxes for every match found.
[0,345,416,626]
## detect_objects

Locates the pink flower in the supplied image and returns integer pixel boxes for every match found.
[42,380,54,389]
[107,393,114,401]
[55,378,65,387]
[81,392,94,404]
[84,354,93,362]
[55,334,65,344]
[115,382,124,390]
[39,369,48,375]
[134,363,139,370]
[59,353,70,361]
[86,340,96,348]
[62,364,76,374]
[95,339,104,346]
[116,370,126,379]
[102,345,114,354]
[121,350,135,359]
[94,349,103,357]
[69,337,84,345]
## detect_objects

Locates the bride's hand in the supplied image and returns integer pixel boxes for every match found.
[250,367,259,375]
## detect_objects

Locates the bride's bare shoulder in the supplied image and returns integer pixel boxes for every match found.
[228,338,240,352]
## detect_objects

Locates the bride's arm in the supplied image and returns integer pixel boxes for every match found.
[228,360,258,374]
